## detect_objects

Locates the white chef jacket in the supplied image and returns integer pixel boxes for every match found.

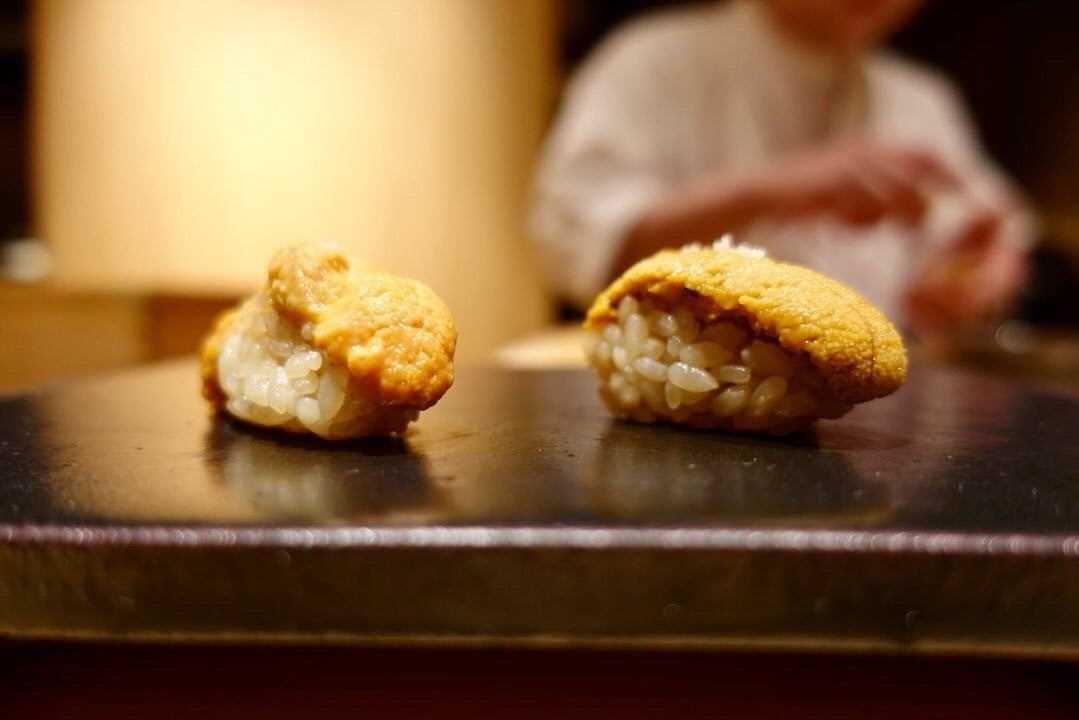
[528,0,1028,320]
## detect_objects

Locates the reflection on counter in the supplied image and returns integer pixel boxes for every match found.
[205,421,441,524]
[587,422,891,526]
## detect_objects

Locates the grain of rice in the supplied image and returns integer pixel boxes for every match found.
[741,340,795,378]
[268,382,292,415]
[715,364,751,384]
[625,312,649,346]
[666,335,687,359]
[612,345,633,373]
[293,373,319,396]
[642,337,666,360]
[652,313,680,337]
[668,362,720,393]
[664,381,684,409]
[295,397,321,426]
[634,357,669,383]
[680,341,733,368]
[712,384,750,417]
[317,373,345,416]
[747,376,788,416]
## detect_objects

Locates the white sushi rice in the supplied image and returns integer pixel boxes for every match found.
[584,295,852,434]
[216,292,418,439]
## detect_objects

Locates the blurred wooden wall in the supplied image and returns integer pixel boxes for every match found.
[31,0,557,370]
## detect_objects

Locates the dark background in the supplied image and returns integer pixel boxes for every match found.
[3,1,1076,245]
[0,1,1075,320]
[0,0,27,243]
[557,1,1079,223]
[556,0,1079,324]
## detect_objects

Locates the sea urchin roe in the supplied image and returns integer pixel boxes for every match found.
[200,243,456,439]
[582,294,853,434]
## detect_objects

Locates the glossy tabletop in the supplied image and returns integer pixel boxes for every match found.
[1,359,1077,654]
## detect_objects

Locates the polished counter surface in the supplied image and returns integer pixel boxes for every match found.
[1,359,1077,654]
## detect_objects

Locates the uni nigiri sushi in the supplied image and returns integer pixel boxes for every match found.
[201,243,456,439]
[583,238,907,434]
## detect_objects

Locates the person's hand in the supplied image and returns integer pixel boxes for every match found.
[758,137,959,227]
[904,209,1029,341]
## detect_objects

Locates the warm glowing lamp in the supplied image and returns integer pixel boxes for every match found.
[34,0,554,360]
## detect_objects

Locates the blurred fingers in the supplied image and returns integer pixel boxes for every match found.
[857,156,928,226]
[949,208,1003,252]
[885,146,961,189]
[831,169,889,225]
[907,234,1029,336]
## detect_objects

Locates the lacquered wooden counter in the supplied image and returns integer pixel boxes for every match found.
[1,359,1077,656]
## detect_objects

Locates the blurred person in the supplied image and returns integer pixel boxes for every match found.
[529,0,1033,340]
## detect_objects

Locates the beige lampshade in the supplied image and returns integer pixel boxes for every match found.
[33,0,555,361]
